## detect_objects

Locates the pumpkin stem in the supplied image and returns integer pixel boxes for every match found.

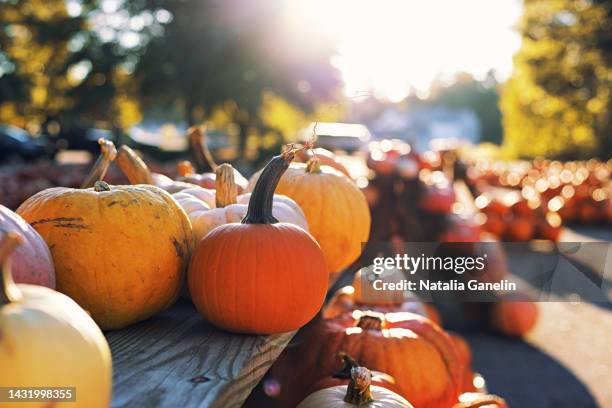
[356,312,384,331]
[188,126,217,173]
[333,352,360,379]
[0,231,24,305]
[306,158,321,174]
[215,164,238,208]
[178,161,195,177]
[242,149,295,224]
[116,145,155,185]
[344,366,374,406]
[81,138,117,188]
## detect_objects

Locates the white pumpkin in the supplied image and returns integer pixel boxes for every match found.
[0,232,112,408]
[297,367,413,408]
[173,164,308,242]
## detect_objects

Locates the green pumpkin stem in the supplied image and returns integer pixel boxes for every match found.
[215,164,238,208]
[188,126,217,173]
[116,145,154,185]
[242,149,295,224]
[344,366,374,405]
[0,232,24,305]
[81,138,117,188]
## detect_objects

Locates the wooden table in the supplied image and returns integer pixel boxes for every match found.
[105,300,295,408]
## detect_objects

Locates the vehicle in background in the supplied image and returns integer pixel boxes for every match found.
[297,122,373,152]
[50,127,115,154]
[0,124,51,161]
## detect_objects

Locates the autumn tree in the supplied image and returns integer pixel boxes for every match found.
[501,0,612,159]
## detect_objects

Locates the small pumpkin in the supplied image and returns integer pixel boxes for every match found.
[0,231,112,408]
[173,164,308,243]
[17,140,193,330]
[297,365,413,408]
[280,311,463,408]
[188,148,328,334]
[323,265,427,320]
[491,297,538,337]
[0,204,55,288]
[178,126,248,191]
[453,393,508,408]
[247,158,370,278]
[295,147,351,178]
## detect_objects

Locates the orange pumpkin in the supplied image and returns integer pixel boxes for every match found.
[449,333,478,393]
[188,149,328,334]
[17,140,193,330]
[247,159,370,278]
[275,311,463,408]
[491,298,538,337]
[323,265,427,319]
[295,147,351,178]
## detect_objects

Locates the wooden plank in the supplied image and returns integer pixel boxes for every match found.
[106,300,295,408]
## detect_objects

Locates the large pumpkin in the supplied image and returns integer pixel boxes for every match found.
[0,232,112,408]
[247,159,370,277]
[188,149,328,334]
[276,311,463,408]
[173,164,308,243]
[0,204,55,288]
[297,365,413,408]
[17,140,193,330]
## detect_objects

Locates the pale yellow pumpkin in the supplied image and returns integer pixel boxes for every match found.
[174,164,308,242]
[0,232,112,408]
[248,160,370,277]
[17,141,193,330]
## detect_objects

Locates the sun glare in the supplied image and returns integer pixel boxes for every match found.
[286,0,522,102]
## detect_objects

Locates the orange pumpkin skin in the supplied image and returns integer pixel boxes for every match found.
[449,333,477,393]
[17,184,193,330]
[277,312,463,408]
[248,161,370,277]
[188,152,328,334]
[295,148,351,178]
[453,393,508,408]
[491,299,538,337]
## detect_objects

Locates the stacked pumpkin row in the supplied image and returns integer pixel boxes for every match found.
[466,158,612,226]
[263,267,509,408]
[1,131,371,407]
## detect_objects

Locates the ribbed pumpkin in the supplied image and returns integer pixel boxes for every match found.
[323,265,427,320]
[17,140,193,330]
[188,149,328,334]
[173,164,308,243]
[0,232,112,408]
[0,204,55,288]
[298,365,413,408]
[247,159,370,277]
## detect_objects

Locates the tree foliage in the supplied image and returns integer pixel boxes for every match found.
[501,0,612,159]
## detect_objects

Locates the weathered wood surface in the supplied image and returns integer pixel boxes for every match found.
[106,300,295,408]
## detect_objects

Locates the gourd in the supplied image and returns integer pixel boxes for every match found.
[0,231,112,408]
[247,159,370,278]
[286,311,463,408]
[297,365,413,408]
[173,164,308,243]
[17,139,193,330]
[0,204,55,288]
[177,126,248,191]
[188,149,328,334]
